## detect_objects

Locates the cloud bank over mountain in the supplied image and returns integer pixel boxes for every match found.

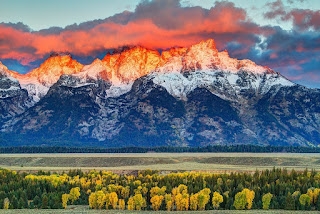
[0,0,319,88]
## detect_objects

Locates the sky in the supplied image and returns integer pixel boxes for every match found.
[0,0,320,88]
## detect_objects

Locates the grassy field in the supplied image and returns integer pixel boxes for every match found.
[0,152,319,173]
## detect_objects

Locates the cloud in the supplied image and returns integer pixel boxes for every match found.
[264,0,286,19]
[265,0,320,31]
[0,0,267,65]
[284,9,320,31]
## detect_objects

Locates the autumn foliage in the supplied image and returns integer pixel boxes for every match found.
[1,168,320,210]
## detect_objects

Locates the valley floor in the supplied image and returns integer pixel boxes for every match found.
[0,152,319,173]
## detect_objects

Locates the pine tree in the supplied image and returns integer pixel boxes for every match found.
[17,197,25,209]
[42,195,48,209]
[33,195,41,208]
[285,193,295,210]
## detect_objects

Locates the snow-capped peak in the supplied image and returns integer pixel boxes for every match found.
[2,38,295,101]
[9,54,83,102]
[23,54,83,86]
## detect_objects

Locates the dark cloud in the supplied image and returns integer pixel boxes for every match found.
[0,22,31,32]
[284,9,320,31]
[264,0,286,19]
[287,0,305,4]
[265,0,320,31]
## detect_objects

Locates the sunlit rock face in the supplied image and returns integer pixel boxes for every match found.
[10,53,84,102]
[0,39,319,147]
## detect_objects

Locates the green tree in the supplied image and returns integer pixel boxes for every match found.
[33,196,41,208]
[285,193,295,210]
[18,197,26,209]
[42,195,48,209]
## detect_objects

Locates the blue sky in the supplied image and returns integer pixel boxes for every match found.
[1,0,319,31]
[0,0,319,88]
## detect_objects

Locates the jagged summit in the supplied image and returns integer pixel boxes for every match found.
[0,61,9,76]
[0,61,19,81]
[7,54,83,102]
[2,39,291,102]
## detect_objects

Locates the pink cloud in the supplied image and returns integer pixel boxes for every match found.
[0,1,268,64]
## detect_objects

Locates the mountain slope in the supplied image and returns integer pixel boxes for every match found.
[0,62,31,126]
[1,39,319,147]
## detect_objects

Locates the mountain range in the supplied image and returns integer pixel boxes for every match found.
[0,39,319,147]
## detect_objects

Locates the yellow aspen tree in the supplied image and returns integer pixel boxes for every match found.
[175,193,183,211]
[159,186,167,195]
[150,186,167,197]
[118,199,125,210]
[127,197,135,210]
[96,191,106,209]
[212,191,223,209]
[262,193,273,210]
[217,178,223,186]
[307,189,314,204]
[3,198,9,210]
[89,192,96,209]
[292,191,301,200]
[234,191,247,210]
[314,188,320,204]
[165,194,173,211]
[150,187,160,198]
[190,193,198,210]
[142,187,148,196]
[299,194,311,207]
[178,184,188,194]
[198,188,211,210]
[181,193,189,210]
[109,192,118,209]
[243,188,255,209]
[172,184,188,210]
[133,194,146,211]
[104,193,110,209]
[134,186,142,195]
[61,194,69,209]
[69,187,81,204]
[121,186,130,199]
[150,195,164,211]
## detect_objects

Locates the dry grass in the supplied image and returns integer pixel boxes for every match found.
[0,152,319,173]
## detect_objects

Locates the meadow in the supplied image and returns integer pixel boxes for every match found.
[0,152,319,173]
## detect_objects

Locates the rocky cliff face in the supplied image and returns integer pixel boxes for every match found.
[0,39,319,146]
[0,62,31,126]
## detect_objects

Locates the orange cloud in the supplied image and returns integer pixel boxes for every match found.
[0,1,268,65]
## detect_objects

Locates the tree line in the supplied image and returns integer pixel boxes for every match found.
[0,145,320,153]
[1,168,320,210]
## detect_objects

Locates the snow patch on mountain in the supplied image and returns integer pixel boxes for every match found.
[105,83,133,98]
[152,70,295,100]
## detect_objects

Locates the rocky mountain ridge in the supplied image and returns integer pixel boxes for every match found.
[0,39,319,147]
